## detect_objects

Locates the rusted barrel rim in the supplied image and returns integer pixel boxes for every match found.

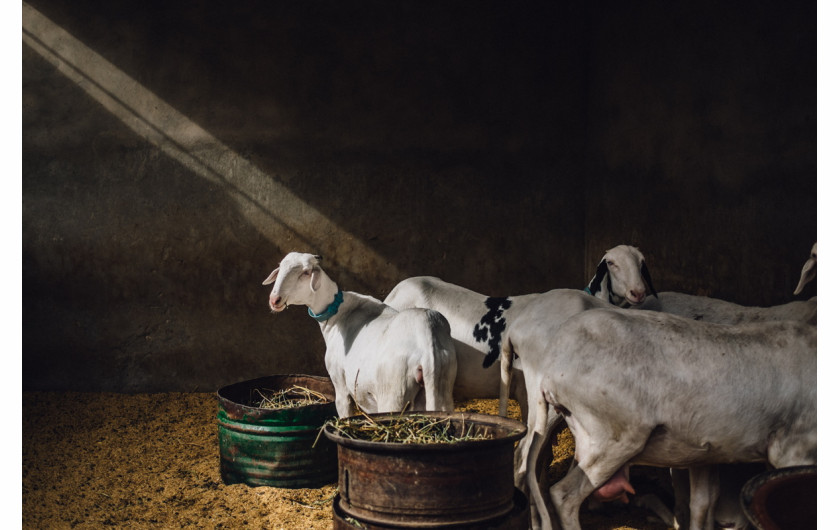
[217,374,337,416]
[331,488,530,530]
[323,411,526,451]
[740,464,816,530]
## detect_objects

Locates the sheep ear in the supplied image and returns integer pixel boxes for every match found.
[262,267,279,286]
[793,257,816,295]
[586,260,608,294]
[641,262,658,298]
[310,268,322,292]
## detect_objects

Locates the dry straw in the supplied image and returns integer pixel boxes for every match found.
[321,408,491,445]
[250,385,329,409]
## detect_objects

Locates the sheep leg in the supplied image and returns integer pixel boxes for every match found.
[334,392,355,418]
[525,398,556,530]
[632,492,677,528]
[528,411,567,529]
[672,467,690,529]
[514,366,546,487]
[499,341,513,417]
[410,386,426,411]
[421,365,455,412]
[688,464,719,530]
[546,463,597,530]
[549,429,649,530]
[430,386,455,412]
[511,365,529,424]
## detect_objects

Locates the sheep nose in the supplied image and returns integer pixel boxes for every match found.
[629,290,646,303]
[269,294,281,307]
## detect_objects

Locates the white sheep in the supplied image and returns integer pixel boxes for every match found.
[523,308,816,530]
[262,252,457,417]
[653,241,818,529]
[635,242,817,325]
[515,243,817,529]
[384,245,657,421]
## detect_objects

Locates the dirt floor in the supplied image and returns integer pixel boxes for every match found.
[22,392,674,529]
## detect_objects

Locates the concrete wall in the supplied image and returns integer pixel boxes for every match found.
[22,1,815,392]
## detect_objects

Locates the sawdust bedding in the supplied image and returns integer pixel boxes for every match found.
[22,392,672,529]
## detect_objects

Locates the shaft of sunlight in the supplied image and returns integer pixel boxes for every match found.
[22,2,400,286]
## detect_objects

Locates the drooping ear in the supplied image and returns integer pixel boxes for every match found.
[309,267,322,292]
[641,261,658,298]
[586,259,608,295]
[262,267,280,285]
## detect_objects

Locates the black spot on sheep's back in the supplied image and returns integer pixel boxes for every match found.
[473,297,512,368]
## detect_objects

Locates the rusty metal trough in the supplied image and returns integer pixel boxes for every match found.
[323,411,527,528]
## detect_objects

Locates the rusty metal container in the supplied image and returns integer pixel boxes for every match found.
[741,465,816,530]
[323,411,527,528]
[217,374,338,488]
[332,488,529,529]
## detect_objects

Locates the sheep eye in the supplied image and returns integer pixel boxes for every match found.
[607,260,616,267]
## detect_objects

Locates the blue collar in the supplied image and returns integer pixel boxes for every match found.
[308,290,343,322]
[583,286,593,296]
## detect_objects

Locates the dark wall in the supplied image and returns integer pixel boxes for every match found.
[22,1,815,392]
[582,2,816,302]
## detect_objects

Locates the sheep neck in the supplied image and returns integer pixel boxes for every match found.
[308,290,343,322]
[585,274,622,306]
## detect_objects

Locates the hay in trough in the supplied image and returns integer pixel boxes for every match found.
[323,412,491,444]
[250,385,329,409]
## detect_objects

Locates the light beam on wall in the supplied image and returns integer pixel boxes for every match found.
[22,2,400,288]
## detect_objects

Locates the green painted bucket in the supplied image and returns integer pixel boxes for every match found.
[217,374,338,488]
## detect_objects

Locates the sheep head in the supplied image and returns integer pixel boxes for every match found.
[588,245,657,307]
[262,252,324,312]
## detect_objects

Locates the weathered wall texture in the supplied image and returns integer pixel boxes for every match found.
[22,1,815,392]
